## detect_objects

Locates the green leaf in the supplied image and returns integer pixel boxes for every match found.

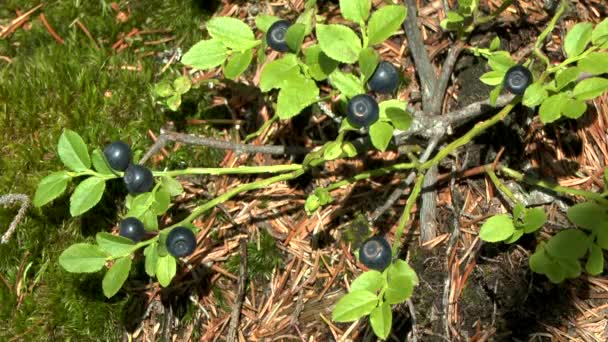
[504,229,524,244]
[181,39,228,70]
[563,22,593,58]
[567,201,608,230]
[331,290,378,322]
[156,254,177,287]
[369,121,394,152]
[224,49,253,80]
[153,80,174,97]
[328,70,365,98]
[316,24,362,63]
[489,36,501,51]
[126,192,154,219]
[102,257,131,298]
[592,18,608,47]
[143,243,158,277]
[91,149,113,175]
[359,47,379,83]
[379,100,411,130]
[370,302,392,340]
[255,14,280,32]
[304,194,320,214]
[578,52,608,75]
[296,7,316,36]
[539,94,564,124]
[487,51,516,72]
[522,82,547,108]
[558,257,582,279]
[479,214,515,242]
[96,232,135,257]
[586,244,604,276]
[259,54,300,92]
[59,243,108,273]
[323,141,343,161]
[529,245,565,283]
[161,176,183,197]
[33,171,70,207]
[69,177,106,217]
[339,0,371,23]
[555,67,581,90]
[206,16,260,51]
[142,209,158,231]
[596,227,608,250]
[166,93,181,111]
[440,11,464,31]
[489,84,502,106]
[367,5,407,46]
[304,45,338,81]
[572,77,608,101]
[384,260,418,304]
[479,70,505,86]
[520,207,546,233]
[545,229,590,260]
[173,76,191,95]
[562,98,587,119]
[276,75,319,119]
[58,129,91,171]
[342,142,358,158]
[350,270,384,293]
[285,23,306,53]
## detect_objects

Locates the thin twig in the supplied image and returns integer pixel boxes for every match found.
[407,299,419,342]
[227,238,248,342]
[39,14,64,45]
[1,194,31,244]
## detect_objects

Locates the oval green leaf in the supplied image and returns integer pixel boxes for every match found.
[102,256,132,298]
[96,232,135,257]
[59,243,108,273]
[58,129,90,171]
[370,301,392,340]
[69,177,106,217]
[572,77,608,101]
[316,24,362,63]
[479,214,515,242]
[369,121,394,152]
[206,16,260,51]
[367,5,407,46]
[350,270,384,293]
[33,171,70,207]
[181,39,228,70]
[331,290,378,322]
[564,22,593,58]
[156,254,177,287]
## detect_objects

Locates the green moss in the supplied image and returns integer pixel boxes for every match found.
[225,230,284,281]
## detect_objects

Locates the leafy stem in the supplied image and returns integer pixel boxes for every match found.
[67,169,118,180]
[244,115,279,142]
[392,173,424,256]
[485,166,518,203]
[324,162,417,192]
[153,164,303,177]
[534,0,568,70]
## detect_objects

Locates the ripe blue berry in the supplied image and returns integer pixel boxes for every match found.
[346,94,379,127]
[266,20,291,52]
[367,61,400,94]
[119,217,145,242]
[166,227,197,258]
[123,164,154,194]
[359,236,392,271]
[103,141,132,171]
[504,65,533,95]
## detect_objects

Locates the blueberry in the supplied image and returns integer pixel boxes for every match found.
[266,20,291,52]
[166,227,197,258]
[119,217,145,242]
[103,141,132,171]
[504,65,533,95]
[123,164,154,194]
[367,61,400,94]
[346,94,379,127]
[359,236,392,271]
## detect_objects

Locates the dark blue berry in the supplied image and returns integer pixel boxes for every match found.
[504,65,533,95]
[123,164,154,194]
[346,94,379,127]
[166,227,197,258]
[266,20,291,52]
[103,141,132,171]
[359,236,392,271]
[367,61,400,94]
[119,217,145,242]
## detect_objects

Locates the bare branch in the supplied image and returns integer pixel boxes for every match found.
[1,193,30,244]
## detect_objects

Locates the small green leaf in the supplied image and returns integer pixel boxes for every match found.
[328,70,365,98]
[572,77,608,101]
[487,51,516,72]
[69,177,106,217]
[350,270,384,293]
[323,141,343,161]
[591,18,608,47]
[564,22,593,58]
[489,36,501,51]
[567,201,608,230]
[342,142,358,158]
[276,75,319,119]
[379,100,411,130]
[161,176,183,197]
[561,98,587,119]
[285,23,306,53]
[339,0,371,24]
[173,76,191,95]
[206,16,260,51]
[539,94,564,124]
[296,7,316,35]
[331,290,378,322]
[522,82,547,108]
[33,171,70,207]
[440,11,464,31]
[259,54,300,92]
[96,232,135,257]
[316,24,362,63]
[102,257,131,298]
[156,254,177,287]
[586,244,604,276]
[143,243,159,277]
[578,52,608,75]
[596,227,608,250]
[529,245,565,283]
[545,229,590,260]
[305,194,320,214]
[166,93,182,111]
[153,80,174,97]
[558,257,582,279]
[479,70,505,86]
[479,214,515,242]
[181,39,228,70]
[359,47,379,84]
[255,14,280,32]
[384,260,418,304]
[58,129,91,171]
[369,121,394,152]
[520,207,546,233]
[142,209,158,231]
[504,229,524,244]
[489,84,502,106]
[367,5,407,45]
[91,149,114,175]
[369,302,392,340]
[555,67,581,90]
[304,45,338,81]
[152,189,171,215]
[59,243,108,273]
